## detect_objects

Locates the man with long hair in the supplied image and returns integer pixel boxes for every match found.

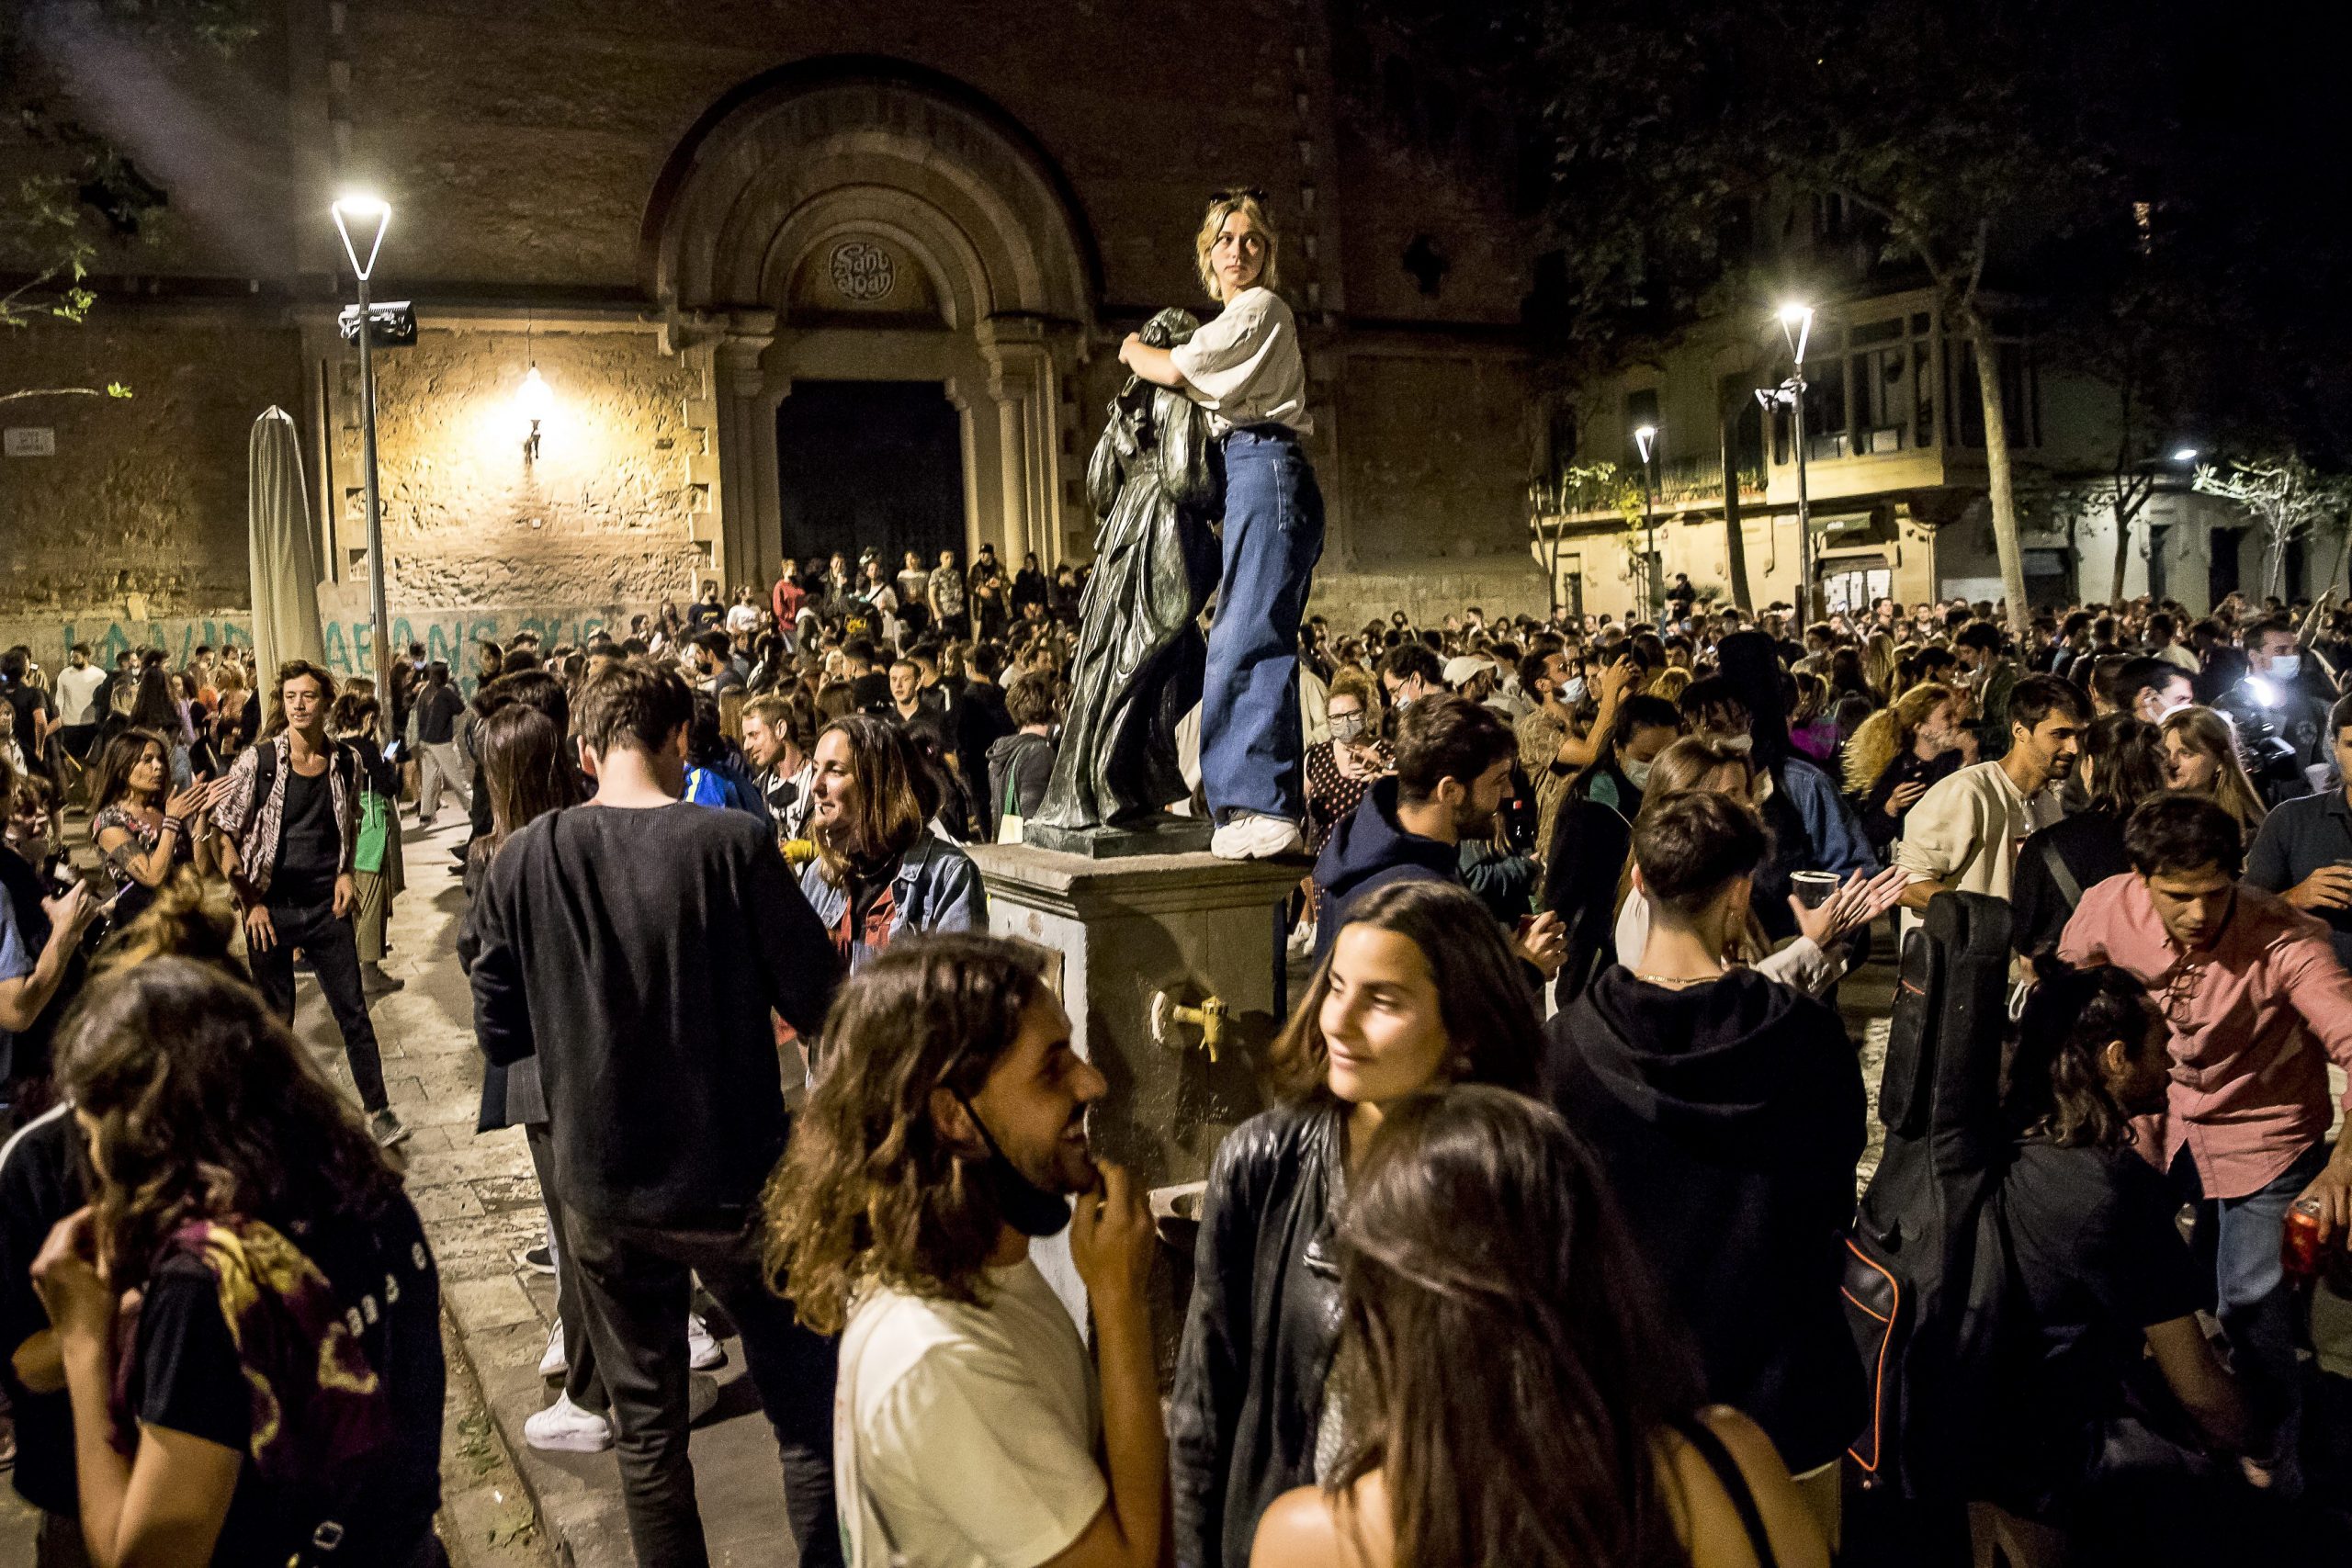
[469,659,842,1567]
[209,660,404,1148]
[767,934,1163,1568]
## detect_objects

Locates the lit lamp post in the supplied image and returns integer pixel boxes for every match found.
[1634,423,1661,625]
[332,195,392,735]
[1756,301,1817,619]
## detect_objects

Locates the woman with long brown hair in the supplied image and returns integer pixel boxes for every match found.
[1250,1087,1826,1568]
[1171,880,1546,1568]
[87,728,219,927]
[798,714,983,969]
[29,958,447,1566]
[2159,705,2267,846]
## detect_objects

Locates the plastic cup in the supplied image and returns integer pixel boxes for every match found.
[1791,871,1840,909]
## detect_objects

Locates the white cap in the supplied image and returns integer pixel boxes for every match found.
[1442,655,1497,687]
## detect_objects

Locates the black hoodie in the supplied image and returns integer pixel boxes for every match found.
[1308,777,1461,960]
[1546,966,1867,1472]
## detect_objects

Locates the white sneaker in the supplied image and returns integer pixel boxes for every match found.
[1210,814,1303,861]
[687,1314,727,1371]
[537,1322,567,1380]
[523,1392,611,1453]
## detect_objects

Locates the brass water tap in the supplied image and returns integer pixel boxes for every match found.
[1150,990,1228,1062]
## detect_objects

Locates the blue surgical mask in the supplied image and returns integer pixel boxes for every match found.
[1623,757,1656,790]
[1559,677,1588,705]
[2266,653,2302,682]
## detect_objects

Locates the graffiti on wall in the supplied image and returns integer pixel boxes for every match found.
[40,608,632,698]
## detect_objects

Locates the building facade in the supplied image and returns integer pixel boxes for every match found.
[1,3,1547,671]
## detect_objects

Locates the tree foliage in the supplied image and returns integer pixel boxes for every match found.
[2191,457,2352,604]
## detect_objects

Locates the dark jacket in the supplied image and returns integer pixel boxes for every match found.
[1857,748,1964,856]
[1170,1101,1346,1568]
[985,730,1055,840]
[1308,777,1459,960]
[1546,967,1867,1471]
[1544,793,1634,1010]
[2012,807,2133,958]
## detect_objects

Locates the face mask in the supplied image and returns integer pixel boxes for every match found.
[2265,653,2301,682]
[1558,677,1588,705]
[953,1092,1074,1237]
[1718,733,1755,754]
[1393,687,1419,711]
[1622,757,1655,790]
[1329,713,1367,743]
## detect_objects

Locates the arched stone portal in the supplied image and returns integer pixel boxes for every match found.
[643,57,1099,586]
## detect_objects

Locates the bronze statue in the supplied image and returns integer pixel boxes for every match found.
[1028,308,1221,845]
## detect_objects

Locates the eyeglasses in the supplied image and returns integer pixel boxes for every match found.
[1211,186,1270,205]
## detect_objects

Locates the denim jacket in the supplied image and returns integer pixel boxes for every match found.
[797,832,986,970]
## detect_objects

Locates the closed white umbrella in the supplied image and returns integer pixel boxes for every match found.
[247,405,327,685]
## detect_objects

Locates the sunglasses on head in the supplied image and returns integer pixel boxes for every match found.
[1212,186,1270,205]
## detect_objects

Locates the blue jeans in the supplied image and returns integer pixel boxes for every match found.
[1201,426,1324,823]
[2171,1136,2330,1484]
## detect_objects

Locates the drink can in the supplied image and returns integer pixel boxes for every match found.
[2282,1196,2328,1279]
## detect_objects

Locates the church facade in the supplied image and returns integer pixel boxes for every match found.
[2,4,1546,669]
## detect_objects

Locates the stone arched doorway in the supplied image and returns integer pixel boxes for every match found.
[642,56,1100,588]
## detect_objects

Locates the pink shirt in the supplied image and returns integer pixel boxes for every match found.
[2060,873,2352,1200]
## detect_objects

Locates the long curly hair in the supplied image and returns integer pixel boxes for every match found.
[1842,682,1955,795]
[1331,1087,1699,1568]
[58,958,404,1292]
[764,935,1048,1336]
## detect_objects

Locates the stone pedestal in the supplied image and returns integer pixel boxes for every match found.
[966,842,1307,1352]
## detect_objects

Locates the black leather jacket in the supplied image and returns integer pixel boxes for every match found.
[1170,1100,1347,1568]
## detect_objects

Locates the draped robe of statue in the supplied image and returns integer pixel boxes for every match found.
[1032,310,1221,830]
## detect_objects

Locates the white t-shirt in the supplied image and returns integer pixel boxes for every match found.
[725,604,763,637]
[838,1259,1106,1568]
[1169,286,1313,435]
[55,664,107,727]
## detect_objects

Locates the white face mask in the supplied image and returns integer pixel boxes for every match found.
[1558,677,1588,705]
[1622,757,1655,790]
[2264,652,2301,682]
[1718,733,1756,754]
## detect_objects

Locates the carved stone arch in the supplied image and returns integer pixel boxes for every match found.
[640,57,1100,583]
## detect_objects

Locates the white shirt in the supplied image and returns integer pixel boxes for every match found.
[725,604,763,637]
[1893,759,2064,931]
[55,664,107,727]
[838,1259,1106,1568]
[1169,286,1313,435]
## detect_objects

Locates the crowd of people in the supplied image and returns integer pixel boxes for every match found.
[0,572,2339,1567]
[0,177,2346,1566]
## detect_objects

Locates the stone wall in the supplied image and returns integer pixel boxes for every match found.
[0,308,301,620]
[339,326,710,608]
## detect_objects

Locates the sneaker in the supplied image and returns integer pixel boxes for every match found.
[687,1314,727,1371]
[537,1322,568,1380]
[523,1392,611,1453]
[515,1244,555,1275]
[369,1109,411,1149]
[1210,813,1303,861]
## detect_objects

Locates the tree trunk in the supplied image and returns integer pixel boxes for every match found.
[1963,308,2032,637]
[1720,396,1754,611]
[2109,494,2133,609]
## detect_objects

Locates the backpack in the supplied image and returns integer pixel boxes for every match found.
[1841,889,2019,1502]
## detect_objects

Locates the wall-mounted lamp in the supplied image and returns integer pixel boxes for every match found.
[519,364,552,463]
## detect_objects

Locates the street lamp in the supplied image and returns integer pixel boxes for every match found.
[332,193,392,736]
[1757,301,1818,619]
[1634,423,1661,624]
[2171,446,2200,464]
